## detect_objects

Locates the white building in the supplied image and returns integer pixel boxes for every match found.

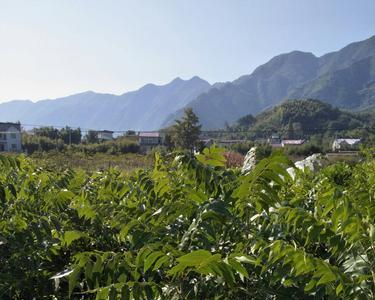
[97,130,114,142]
[0,122,22,152]
[139,131,162,152]
[332,138,361,152]
[282,139,305,147]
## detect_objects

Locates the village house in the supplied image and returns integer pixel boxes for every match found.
[267,134,282,148]
[200,138,214,148]
[281,139,305,147]
[0,122,22,152]
[216,139,248,147]
[332,138,361,152]
[97,130,114,142]
[138,131,162,152]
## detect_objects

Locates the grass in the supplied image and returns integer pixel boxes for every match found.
[29,150,154,173]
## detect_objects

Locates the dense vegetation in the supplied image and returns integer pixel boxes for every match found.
[232,99,371,137]
[28,151,154,173]
[1,147,374,299]
[23,128,140,156]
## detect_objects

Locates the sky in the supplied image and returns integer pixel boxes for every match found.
[0,0,375,103]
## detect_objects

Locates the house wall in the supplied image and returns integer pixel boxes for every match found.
[139,136,162,153]
[98,132,113,141]
[139,137,161,145]
[0,126,22,152]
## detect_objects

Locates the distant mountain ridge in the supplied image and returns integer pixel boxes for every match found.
[1,35,375,130]
[0,77,211,131]
[164,35,375,128]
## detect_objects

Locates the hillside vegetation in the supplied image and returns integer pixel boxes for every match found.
[1,148,374,299]
[237,99,369,138]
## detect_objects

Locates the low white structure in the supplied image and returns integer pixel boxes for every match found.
[332,138,361,152]
[0,122,22,152]
[139,131,162,152]
[287,153,328,179]
[97,130,114,142]
[242,147,257,174]
[282,139,305,147]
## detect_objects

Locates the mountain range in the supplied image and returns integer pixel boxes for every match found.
[0,77,210,131]
[1,35,375,130]
[164,35,375,128]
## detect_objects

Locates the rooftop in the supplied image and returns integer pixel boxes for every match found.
[139,131,160,138]
[0,122,21,132]
[97,130,114,134]
[334,138,361,145]
[282,139,305,145]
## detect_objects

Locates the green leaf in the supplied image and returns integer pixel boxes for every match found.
[228,258,249,279]
[63,230,87,246]
[96,287,110,300]
[144,251,164,273]
[336,283,343,295]
[304,279,317,292]
[153,255,170,271]
[176,250,212,266]
[196,146,226,167]
[68,267,82,297]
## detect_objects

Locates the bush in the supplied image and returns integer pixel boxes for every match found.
[285,142,324,157]
[1,148,374,299]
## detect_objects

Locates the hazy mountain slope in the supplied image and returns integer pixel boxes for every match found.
[0,77,211,131]
[318,35,375,75]
[167,35,375,129]
[290,55,375,109]
[164,51,320,128]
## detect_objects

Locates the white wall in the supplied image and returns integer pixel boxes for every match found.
[5,126,22,152]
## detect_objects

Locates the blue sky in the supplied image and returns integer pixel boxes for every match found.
[0,0,374,102]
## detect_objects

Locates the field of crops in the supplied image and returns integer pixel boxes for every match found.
[0,147,374,299]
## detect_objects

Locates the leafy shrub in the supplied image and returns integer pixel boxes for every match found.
[0,148,374,299]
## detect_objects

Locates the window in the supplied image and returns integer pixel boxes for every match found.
[11,144,17,150]
[11,133,17,139]
[0,133,6,140]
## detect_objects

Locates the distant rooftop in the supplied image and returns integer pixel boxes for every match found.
[282,139,305,145]
[139,131,160,138]
[97,130,114,134]
[334,138,361,145]
[0,122,21,132]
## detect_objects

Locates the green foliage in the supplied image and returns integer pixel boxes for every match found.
[77,139,140,155]
[231,99,374,141]
[22,134,66,154]
[59,126,82,144]
[172,107,202,151]
[237,114,256,129]
[85,130,99,143]
[0,147,374,299]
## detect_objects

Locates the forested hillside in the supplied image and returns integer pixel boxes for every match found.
[233,99,369,138]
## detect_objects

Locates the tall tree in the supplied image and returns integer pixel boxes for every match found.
[60,126,82,144]
[86,130,99,144]
[172,108,201,151]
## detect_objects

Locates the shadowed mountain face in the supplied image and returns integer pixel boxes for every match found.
[0,77,211,131]
[164,36,375,128]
